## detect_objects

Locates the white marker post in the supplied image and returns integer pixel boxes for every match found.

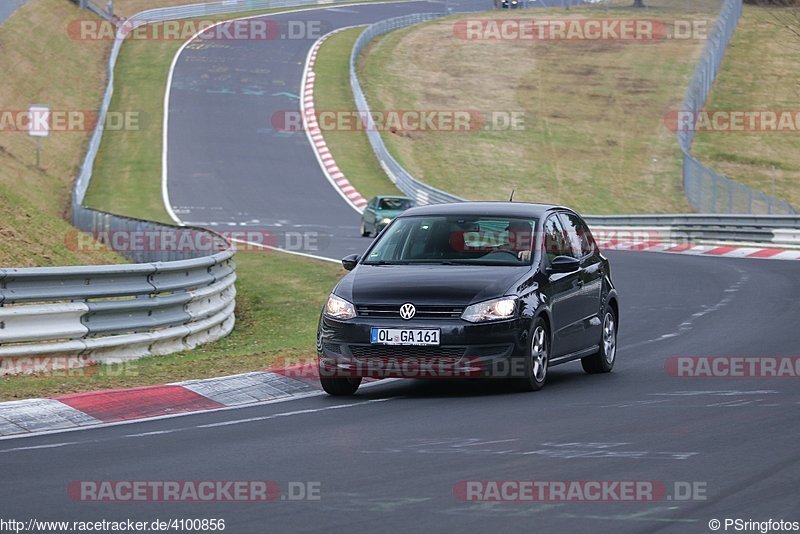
[28,105,50,168]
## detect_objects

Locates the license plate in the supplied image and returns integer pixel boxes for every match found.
[371,328,440,346]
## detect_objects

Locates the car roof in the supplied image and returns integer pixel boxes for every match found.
[397,201,569,219]
[375,195,413,200]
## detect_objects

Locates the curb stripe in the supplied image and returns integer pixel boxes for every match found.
[300,29,367,212]
[748,248,783,258]
[57,385,224,423]
[705,246,738,256]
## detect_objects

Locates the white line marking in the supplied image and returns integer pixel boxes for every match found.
[230,237,339,263]
[0,441,81,453]
[124,430,177,437]
[196,397,392,429]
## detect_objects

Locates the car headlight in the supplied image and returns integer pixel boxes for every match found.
[324,294,356,320]
[381,217,392,224]
[461,297,517,323]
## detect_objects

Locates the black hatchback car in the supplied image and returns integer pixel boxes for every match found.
[317,202,618,395]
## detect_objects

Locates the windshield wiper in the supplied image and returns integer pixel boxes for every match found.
[363,260,409,265]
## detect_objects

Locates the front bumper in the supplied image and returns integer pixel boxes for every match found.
[317,315,530,379]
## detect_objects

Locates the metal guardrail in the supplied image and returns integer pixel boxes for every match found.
[350,2,796,215]
[350,13,465,206]
[679,0,795,215]
[584,214,800,247]
[0,250,236,363]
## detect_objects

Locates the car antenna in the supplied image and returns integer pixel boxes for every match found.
[509,189,515,202]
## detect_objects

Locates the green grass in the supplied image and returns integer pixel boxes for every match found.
[0,251,343,401]
[692,4,800,208]
[83,25,177,223]
[0,0,124,266]
[350,5,720,213]
[312,27,402,199]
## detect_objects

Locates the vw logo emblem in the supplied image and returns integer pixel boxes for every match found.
[399,303,416,320]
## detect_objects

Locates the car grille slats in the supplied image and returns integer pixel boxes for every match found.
[322,342,341,354]
[349,345,466,359]
[355,304,465,319]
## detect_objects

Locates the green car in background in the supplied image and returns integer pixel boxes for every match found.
[360,196,416,237]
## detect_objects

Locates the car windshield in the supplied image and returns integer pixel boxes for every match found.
[378,198,414,210]
[363,215,536,266]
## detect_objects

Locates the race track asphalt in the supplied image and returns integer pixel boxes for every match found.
[3,252,798,533]
[165,0,491,259]
[2,2,798,533]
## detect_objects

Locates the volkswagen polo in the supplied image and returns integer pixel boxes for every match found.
[317,202,618,395]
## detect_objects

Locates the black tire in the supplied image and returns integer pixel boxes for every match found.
[518,317,549,391]
[360,221,371,237]
[320,376,362,396]
[581,305,617,374]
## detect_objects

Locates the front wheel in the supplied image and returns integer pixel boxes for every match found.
[320,375,362,396]
[581,306,617,374]
[518,317,549,391]
[360,221,371,237]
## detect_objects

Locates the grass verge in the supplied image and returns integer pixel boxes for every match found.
[0,0,123,266]
[692,4,800,209]
[353,4,720,214]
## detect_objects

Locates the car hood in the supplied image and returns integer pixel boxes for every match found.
[335,264,529,306]
[375,209,404,219]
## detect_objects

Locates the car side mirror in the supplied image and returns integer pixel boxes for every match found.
[342,254,360,271]
[547,255,580,274]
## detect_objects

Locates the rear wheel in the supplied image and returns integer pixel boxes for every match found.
[581,306,617,374]
[320,376,362,396]
[519,317,548,391]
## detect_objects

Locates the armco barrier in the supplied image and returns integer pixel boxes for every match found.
[583,214,800,248]
[350,12,464,206]
[0,248,236,369]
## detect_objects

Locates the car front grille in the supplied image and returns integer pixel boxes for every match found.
[349,345,466,359]
[355,304,465,319]
[322,341,341,354]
